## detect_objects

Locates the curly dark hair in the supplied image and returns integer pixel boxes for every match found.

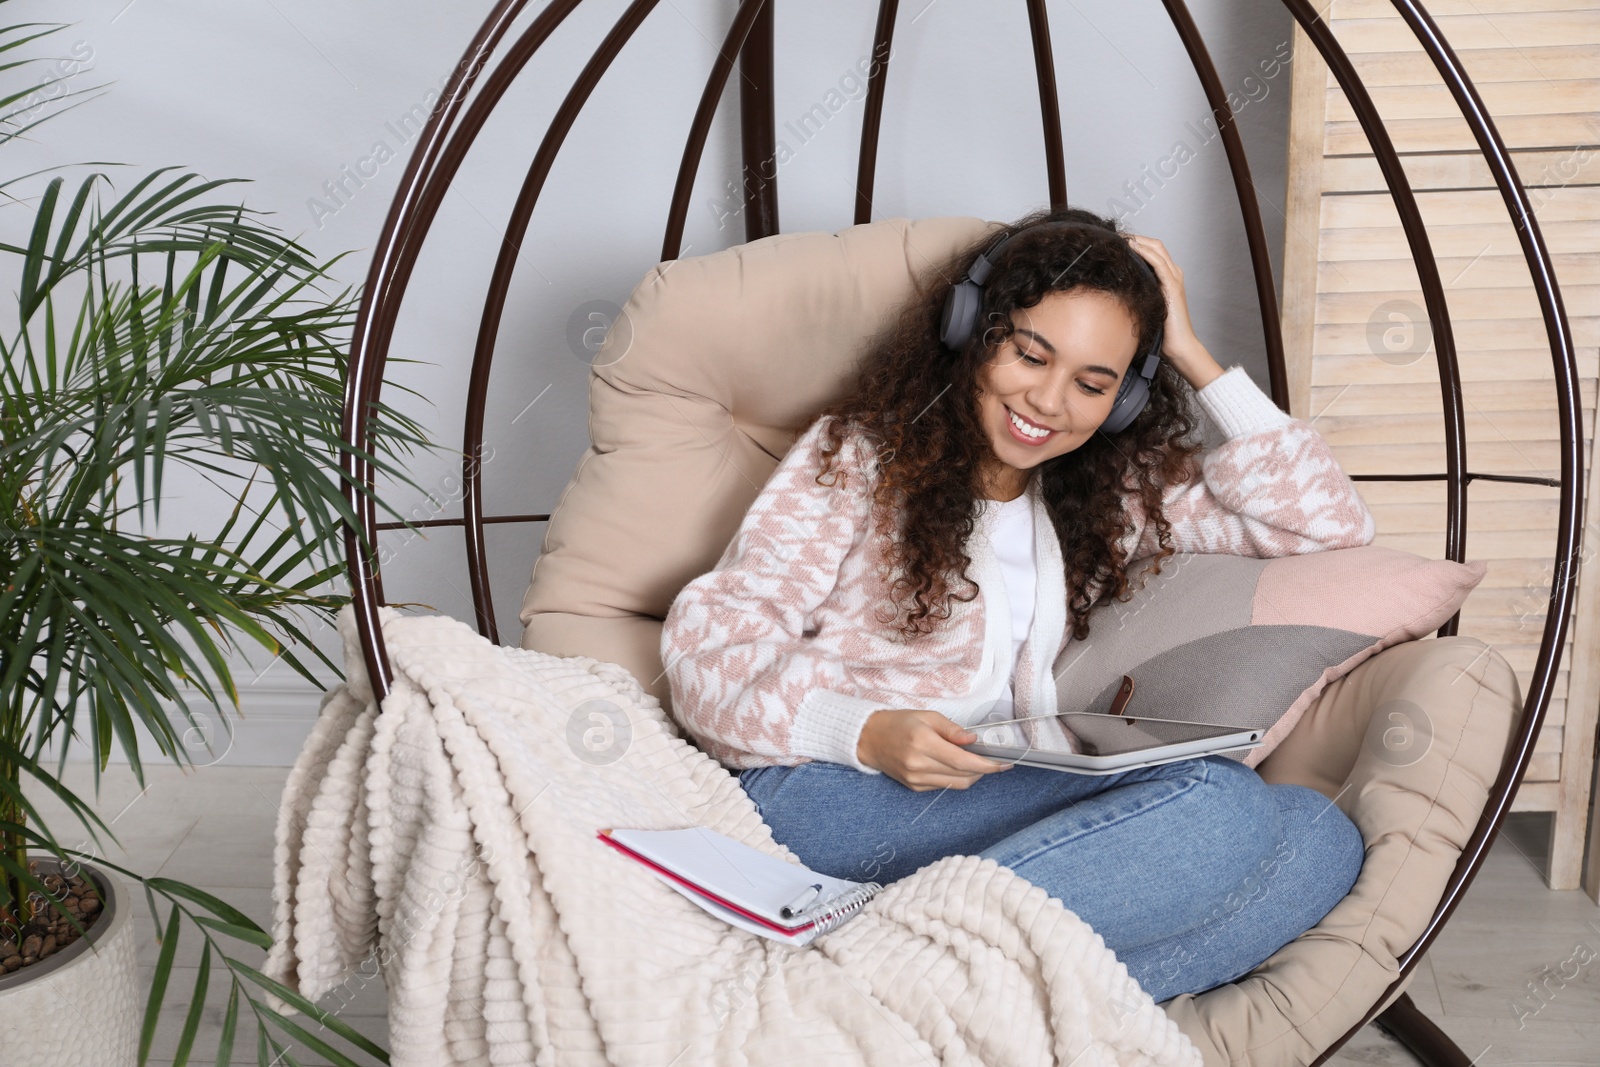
[809,204,1208,644]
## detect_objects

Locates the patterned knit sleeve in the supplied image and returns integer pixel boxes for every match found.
[659,415,887,772]
[1130,364,1378,559]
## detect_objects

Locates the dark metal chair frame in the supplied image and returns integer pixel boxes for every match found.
[336,3,1584,1064]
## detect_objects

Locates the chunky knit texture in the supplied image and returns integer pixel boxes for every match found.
[660,365,1378,773]
[267,607,1204,1067]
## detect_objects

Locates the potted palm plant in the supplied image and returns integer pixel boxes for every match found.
[0,10,421,1064]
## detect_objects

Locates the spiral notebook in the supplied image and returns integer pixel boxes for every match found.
[597,826,881,945]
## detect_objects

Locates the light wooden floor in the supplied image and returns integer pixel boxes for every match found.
[26,764,1600,1066]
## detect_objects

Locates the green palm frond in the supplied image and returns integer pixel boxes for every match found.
[0,15,105,151]
[0,11,429,1063]
[54,849,393,1067]
[1,195,429,767]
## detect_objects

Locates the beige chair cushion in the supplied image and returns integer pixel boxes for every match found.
[517,216,1524,1065]
[519,215,1001,710]
[1162,633,1521,1065]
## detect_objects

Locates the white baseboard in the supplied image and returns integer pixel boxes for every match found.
[51,680,334,768]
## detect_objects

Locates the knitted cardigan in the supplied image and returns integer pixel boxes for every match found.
[659,365,1377,774]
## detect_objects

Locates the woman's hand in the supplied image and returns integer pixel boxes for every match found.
[856,708,1013,792]
[1124,233,1225,392]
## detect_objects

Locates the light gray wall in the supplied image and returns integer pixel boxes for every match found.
[9,0,1296,763]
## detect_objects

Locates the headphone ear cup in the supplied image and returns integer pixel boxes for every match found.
[940,280,981,352]
[1100,373,1150,434]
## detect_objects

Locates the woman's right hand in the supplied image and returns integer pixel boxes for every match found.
[856,709,1014,791]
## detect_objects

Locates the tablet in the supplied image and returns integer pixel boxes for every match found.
[962,711,1264,775]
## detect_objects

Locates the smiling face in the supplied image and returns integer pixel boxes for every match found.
[974,287,1142,500]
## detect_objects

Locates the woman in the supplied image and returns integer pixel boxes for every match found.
[659,205,1370,1003]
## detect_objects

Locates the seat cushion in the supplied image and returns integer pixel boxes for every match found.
[519,215,1002,711]
[1161,634,1522,1066]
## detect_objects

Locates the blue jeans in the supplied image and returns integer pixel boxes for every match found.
[738,755,1364,1003]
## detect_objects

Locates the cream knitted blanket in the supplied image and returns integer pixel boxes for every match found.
[265,608,1202,1067]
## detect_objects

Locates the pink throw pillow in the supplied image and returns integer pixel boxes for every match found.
[1051,545,1489,766]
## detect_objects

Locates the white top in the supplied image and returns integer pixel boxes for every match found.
[981,491,1037,722]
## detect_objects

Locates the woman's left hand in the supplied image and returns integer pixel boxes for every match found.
[1124,233,1225,391]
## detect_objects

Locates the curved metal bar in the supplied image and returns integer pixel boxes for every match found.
[853,0,900,225]
[1276,1,1467,608]
[374,514,550,531]
[1296,1,1580,1060]
[1272,16,1472,1057]
[662,0,773,259]
[1159,0,1289,413]
[1024,0,1066,208]
[342,0,538,701]
[738,1,779,242]
[1351,471,1562,488]
[367,0,589,371]
[460,0,664,643]
[360,4,594,654]
[345,0,590,696]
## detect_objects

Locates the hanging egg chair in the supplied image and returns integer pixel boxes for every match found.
[336,2,1583,1064]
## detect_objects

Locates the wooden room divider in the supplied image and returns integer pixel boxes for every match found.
[1281,0,1600,897]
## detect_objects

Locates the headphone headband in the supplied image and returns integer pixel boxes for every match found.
[938,219,1165,434]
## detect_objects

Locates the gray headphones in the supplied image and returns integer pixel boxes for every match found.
[938,220,1165,434]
